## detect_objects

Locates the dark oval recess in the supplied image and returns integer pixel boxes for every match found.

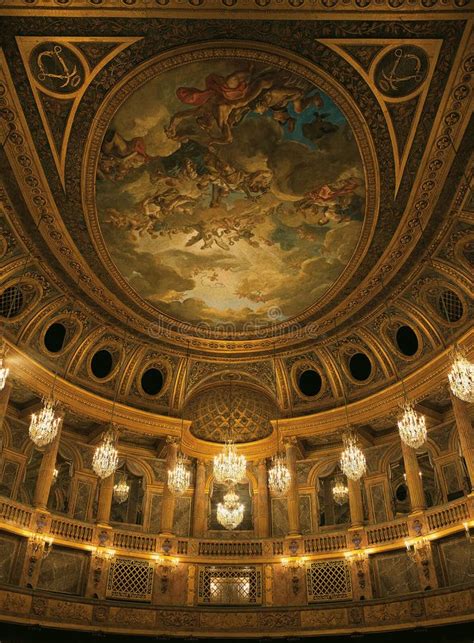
[298,369,322,397]
[90,349,113,379]
[396,325,419,356]
[44,322,67,353]
[349,352,372,381]
[396,483,408,502]
[0,286,23,318]
[141,368,164,396]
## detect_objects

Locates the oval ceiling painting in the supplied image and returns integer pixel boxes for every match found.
[96,53,366,331]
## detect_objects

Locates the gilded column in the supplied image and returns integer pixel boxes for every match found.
[0,380,12,425]
[0,381,12,470]
[160,438,178,535]
[33,425,62,509]
[401,439,425,512]
[450,391,474,490]
[348,478,364,527]
[285,438,300,536]
[257,459,270,538]
[192,459,206,537]
[96,473,115,524]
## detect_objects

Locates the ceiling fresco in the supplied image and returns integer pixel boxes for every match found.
[95,54,365,330]
[0,9,472,415]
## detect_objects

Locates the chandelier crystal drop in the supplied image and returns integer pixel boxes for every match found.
[29,397,62,447]
[113,473,130,504]
[0,357,9,391]
[213,441,247,487]
[332,476,349,505]
[168,453,191,496]
[92,427,119,479]
[448,346,474,403]
[268,453,291,496]
[340,431,366,481]
[397,402,427,449]
[216,487,245,530]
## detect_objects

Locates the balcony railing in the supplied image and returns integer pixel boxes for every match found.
[0,495,471,560]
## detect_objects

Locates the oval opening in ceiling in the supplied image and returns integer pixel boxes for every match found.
[396,325,418,356]
[298,369,322,397]
[348,352,372,381]
[0,286,23,318]
[44,322,67,353]
[90,349,113,379]
[141,368,164,396]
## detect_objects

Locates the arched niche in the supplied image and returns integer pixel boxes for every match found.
[110,462,145,526]
[208,478,254,534]
[316,463,350,528]
[47,453,73,514]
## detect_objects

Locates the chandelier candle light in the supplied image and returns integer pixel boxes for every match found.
[29,397,63,448]
[340,431,366,481]
[448,345,474,403]
[332,475,349,505]
[168,452,191,496]
[113,472,130,504]
[397,401,427,449]
[217,487,245,530]
[93,427,119,479]
[0,356,9,391]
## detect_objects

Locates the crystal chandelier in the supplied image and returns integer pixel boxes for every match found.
[92,427,119,479]
[113,473,130,504]
[397,401,427,449]
[332,476,349,505]
[340,431,366,481]
[168,452,191,495]
[216,487,245,530]
[29,397,62,447]
[214,440,247,486]
[0,356,9,391]
[268,453,291,496]
[448,346,474,403]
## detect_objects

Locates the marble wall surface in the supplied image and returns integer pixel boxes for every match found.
[37,547,89,596]
[371,550,420,598]
[0,532,20,584]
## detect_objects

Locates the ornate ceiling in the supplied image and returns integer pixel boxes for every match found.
[0,2,472,426]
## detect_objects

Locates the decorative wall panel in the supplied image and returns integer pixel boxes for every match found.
[299,495,312,535]
[306,560,352,602]
[72,480,92,521]
[173,496,191,538]
[271,497,288,537]
[106,558,154,602]
[438,535,474,587]
[370,483,388,523]
[371,550,420,598]
[148,493,162,533]
[0,460,19,499]
[37,547,88,596]
[197,566,262,605]
[0,532,20,584]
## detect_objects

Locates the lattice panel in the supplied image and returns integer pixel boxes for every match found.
[197,566,262,605]
[106,557,154,602]
[306,559,352,602]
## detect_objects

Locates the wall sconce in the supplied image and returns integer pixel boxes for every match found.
[27,534,53,578]
[281,557,307,595]
[463,522,473,543]
[345,551,368,594]
[405,538,431,585]
[152,554,179,594]
[92,548,116,588]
